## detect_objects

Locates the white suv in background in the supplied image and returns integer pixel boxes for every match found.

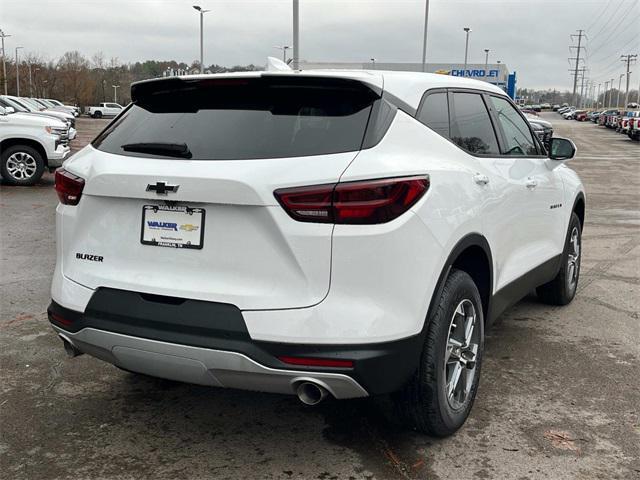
[49,71,585,436]
[0,105,70,185]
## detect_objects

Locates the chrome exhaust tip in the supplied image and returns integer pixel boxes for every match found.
[59,333,83,358]
[296,381,329,406]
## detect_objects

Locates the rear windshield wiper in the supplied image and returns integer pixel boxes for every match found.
[121,142,192,159]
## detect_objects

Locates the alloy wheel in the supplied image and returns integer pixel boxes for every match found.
[444,299,480,410]
[567,226,580,291]
[6,152,37,180]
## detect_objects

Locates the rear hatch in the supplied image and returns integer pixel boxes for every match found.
[61,74,384,310]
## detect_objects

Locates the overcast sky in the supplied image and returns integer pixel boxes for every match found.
[1,0,638,90]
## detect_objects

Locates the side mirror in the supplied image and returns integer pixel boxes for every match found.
[548,137,576,161]
[5,107,15,114]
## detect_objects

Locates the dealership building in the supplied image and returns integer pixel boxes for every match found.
[298,61,517,99]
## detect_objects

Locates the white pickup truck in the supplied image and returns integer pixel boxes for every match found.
[0,105,71,185]
[85,102,123,118]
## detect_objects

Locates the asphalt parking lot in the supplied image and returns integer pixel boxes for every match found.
[1,115,638,480]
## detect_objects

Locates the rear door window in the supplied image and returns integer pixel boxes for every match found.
[449,92,500,155]
[93,77,379,160]
[417,92,450,138]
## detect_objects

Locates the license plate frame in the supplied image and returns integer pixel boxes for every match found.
[141,205,205,250]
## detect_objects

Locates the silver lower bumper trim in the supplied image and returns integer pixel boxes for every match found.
[51,327,368,399]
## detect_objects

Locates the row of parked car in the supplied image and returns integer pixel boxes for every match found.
[555,104,640,141]
[517,108,554,149]
[0,96,80,185]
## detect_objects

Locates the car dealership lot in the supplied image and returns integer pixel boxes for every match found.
[0,115,638,479]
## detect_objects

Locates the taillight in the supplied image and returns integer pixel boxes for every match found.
[274,175,429,224]
[55,168,85,205]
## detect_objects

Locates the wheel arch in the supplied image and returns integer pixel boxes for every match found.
[425,234,493,328]
[0,138,48,166]
[572,192,585,229]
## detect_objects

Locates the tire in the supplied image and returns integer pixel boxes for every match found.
[0,144,45,186]
[94,111,103,119]
[394,269,484,437]
[536,212,582,305]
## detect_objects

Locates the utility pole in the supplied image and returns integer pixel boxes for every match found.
[604,81,610,108]
[0,29,10,96]
[569,30,585,107]
[15,46,23,96]
[596,83,601,109]
[617,73,624,108]
[578,67,587,108]
[292,0,299,70]
[421,0,430,72]
[621,54,637,108]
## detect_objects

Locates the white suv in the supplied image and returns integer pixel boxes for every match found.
[49,71,585,436]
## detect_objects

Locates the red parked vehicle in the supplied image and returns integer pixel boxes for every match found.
[574,111,588,121]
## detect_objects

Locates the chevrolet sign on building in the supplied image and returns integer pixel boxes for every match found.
[298,61,517,99]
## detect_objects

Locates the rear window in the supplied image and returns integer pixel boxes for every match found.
[93,76,380,160]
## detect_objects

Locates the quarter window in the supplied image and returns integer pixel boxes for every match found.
[449,93,499,155]
[417,92,449,138]
[489,96,539,156]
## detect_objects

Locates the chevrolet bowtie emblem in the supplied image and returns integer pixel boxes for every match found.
[146,182,179,195]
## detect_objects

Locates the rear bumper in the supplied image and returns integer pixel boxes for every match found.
[52,326,368,399]
[48,290,425,396]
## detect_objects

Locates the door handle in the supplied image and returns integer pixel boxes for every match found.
[473,173,490,186]
[526,177,538,189]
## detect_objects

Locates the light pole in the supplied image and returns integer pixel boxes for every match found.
[0,29,10,95]
[33,67,40,97]
[421,0,430,72]
[28,62,33,97]
[484,49,489,68]
[596,83,601,109]
[292,0,300,70]
[610,77,615,108]
[15,46,23,96]
[370,58,376,70]
[42,79,47,98]
[463,28,471,76]
[112,84,120,103]
[273,45,290,63]
[193,5,211,74]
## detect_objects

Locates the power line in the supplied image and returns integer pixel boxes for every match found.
[589,8,639,57]
[589,0,627,41]
[590,30,640,65]
[585,0,613,33]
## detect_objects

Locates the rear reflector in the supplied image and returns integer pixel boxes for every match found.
[55,168,85,206]
[49,312,74,327]
[278,356,354,368]
[274,175,429,224]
